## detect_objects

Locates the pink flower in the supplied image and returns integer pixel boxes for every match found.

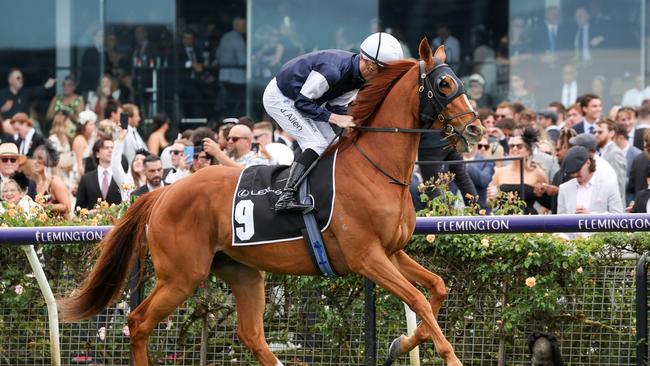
[426,234,436,243]
[14,285,23,295]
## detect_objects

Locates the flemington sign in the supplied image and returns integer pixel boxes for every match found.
[414,214,650,235]
[1,215,650,245]
[0,226,111,245]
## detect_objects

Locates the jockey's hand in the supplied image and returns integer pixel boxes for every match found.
[330,114,356,129]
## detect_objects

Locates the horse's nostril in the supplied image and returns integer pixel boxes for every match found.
[466,125,482,137]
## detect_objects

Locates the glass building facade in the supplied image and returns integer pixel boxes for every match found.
[0,0,647,131]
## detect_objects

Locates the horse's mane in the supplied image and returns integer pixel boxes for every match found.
[331,60,417,152]
[348,60,417,124]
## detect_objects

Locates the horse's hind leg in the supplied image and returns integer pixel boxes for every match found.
[385,250,449,360]
[128,234,214,365]
[353,248,462,366]
[213,257,282,366]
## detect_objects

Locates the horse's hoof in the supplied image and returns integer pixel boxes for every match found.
[388,334,407,359]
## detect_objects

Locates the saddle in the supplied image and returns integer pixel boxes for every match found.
[231,151,337,246]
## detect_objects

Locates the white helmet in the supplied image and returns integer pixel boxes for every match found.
[359,32,404,67]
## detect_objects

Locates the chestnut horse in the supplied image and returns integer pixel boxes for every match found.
[58,39,483,366]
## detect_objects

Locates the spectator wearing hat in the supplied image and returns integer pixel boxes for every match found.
[539,110,560,144]
[557,146,623,214]
[13,113,45,158]
[568,132,618,189]
[466,74,494,109]
[595,119,627,202]
[0,141,36,199]
[72,108,98,179]
[630,163,650,213]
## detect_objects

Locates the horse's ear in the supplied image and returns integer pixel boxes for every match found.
[418,38,433,64]
[433,45,447,65]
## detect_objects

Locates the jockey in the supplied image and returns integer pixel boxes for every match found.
[263,32,404,212]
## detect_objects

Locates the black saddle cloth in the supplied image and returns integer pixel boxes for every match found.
[231,151,337,245]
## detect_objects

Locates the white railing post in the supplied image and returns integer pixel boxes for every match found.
[22,245,60,366]
[403,302,420,366]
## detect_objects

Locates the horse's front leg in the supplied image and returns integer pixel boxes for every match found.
[384,250,449,363]
[352,247,461,366]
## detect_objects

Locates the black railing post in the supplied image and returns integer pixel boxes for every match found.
[364,278,376,366]
[636,252,649,366]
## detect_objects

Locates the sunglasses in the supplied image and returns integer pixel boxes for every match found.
[508,143,525,150]
[1,157,17,163]
[477,144,490,150]
[170,150,183,155]
[227,136,248,142]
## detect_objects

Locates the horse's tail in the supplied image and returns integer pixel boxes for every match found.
[58,189,163,322]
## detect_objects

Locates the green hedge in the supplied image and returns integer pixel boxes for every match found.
[0,180,647,365]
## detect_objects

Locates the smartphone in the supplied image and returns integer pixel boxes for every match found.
[184,146,194,165]
[120,112,129,130]
[251,142,260,153]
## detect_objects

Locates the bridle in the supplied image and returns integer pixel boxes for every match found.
[352,59,478,186]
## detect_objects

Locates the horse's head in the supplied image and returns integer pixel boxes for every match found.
[418,38,484,151]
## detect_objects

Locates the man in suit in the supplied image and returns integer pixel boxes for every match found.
[573,7,607,64]
[559,65,580,108]
[595,119,627,202]
[75,138,122,210]
[632,164,650,213]
[121,104,148,165]
[557,146,623,214]
[532,6,568,57]
[628,129,650,200]
[634,103,650,150]
[613,123,642,205]
[131,155,164,197]
[177,29,212,118]
[572,94,601,134]
[13,113,45,158]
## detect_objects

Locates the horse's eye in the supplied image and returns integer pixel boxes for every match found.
[440,80,449,88]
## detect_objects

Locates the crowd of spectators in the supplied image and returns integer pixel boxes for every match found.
[0,86,300,218]
[415,91,650,217]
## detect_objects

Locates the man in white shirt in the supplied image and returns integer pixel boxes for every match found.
[595,119,627,202]
[621,75,650,107]
[560,64,579,107]
[431,25,460,65]
[163,141,190,184]
[122,104,148,165]
[557,146,623,214]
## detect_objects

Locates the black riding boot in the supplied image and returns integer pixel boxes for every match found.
[275,162,312,213]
